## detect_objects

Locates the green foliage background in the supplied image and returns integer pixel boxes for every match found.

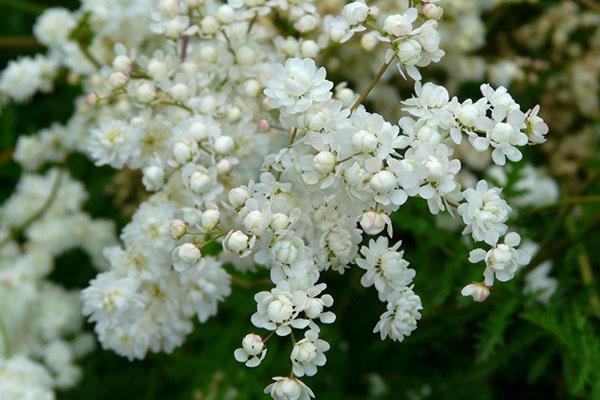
[0,1,599,399]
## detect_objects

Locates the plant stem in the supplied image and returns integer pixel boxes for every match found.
[231,277,272,287]
[0,36,40,48]
[0,169,64,249]
[157,101,193,113]
[350,56,395,114]
[577,248,600,317]
[78,43,102,69]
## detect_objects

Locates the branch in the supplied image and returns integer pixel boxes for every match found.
[350,56,395,114]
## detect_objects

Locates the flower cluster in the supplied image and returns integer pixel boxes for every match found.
[0,0,553,397]
[0,169,116,399]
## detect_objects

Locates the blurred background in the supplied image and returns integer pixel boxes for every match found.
[0,0,599,399]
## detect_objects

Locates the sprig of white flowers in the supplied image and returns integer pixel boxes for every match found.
[0,0,554,398]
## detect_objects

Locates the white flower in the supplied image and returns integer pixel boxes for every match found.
[374,287,422,342]
[383,8,418,37]
[359,210,392,236]
[264,377,314,400]
[461,282,490,302]
[512,165,559,208]
[223,230,255,257]
[357,237,415,301]
[34,8,76,47]
[251,288,308,336]
[524,261,557,304]
[342,1,369,26]
[264,58,333,115]
[524,105,548,145]
[458,180,510,245]
[172,243,202,272]
[87,119,141,168]
[290,330,329,377]
[234,333,267,367]
[469,232,531,286]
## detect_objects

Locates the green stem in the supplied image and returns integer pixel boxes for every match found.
[78,43,102,69]
[350,56,395,114]
[0,169,64,250]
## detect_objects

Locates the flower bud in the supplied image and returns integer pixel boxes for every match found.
[214,135,234,154]
[342,1,369,25]
[244,79,260,97]
[491,122,513,143]
[159,0,178,16]
[397,39,422,66]
[85,92,98,106]
[190,171,211,193]
[199,45,218,63]
[361,31,378,52]
[172,141,192,164]
[295,14,318,32]
[458,104,478,127]
[336,87,354,106]
[108,72,128,88]
[142,165,164,190]
[369,170,396,193]
[201,16,220,34]
[313,151,336,174]
[170,83,190,101]
[170,219,187,239]
[329,19,349,43]
[359,211,387,235]
[135,81,156,103]
[267,297,293,322]
[236,46,256,65]
[300,40,319,58]
[217,5,234,23]
[422,3,443,20]
[216,159,232,174]
[270,213,290,231]
[256,119,270,132]
[226,106,241,122]
[112,55,131,73]
[201,209,220,231]
[304,298,324,319]
[148,59,167,79]
[241,334,264,356]
[383,14,413,37]
[229,187,249,208]
[351,130,378,153]
[224,230,250,254]
[199,95,216,113]
[189,121,209,141]
[178,243,201,264]
[243,210,268,236]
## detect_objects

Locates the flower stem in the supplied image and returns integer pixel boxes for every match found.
[350,56,395,114]
[0,36,40,48]
[0,169,64,249]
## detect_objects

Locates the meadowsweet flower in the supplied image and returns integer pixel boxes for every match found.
[290,330,329,377]
[264,58,333,115]
[469,232,531,286]
[264,377,314,400]
[458,180,510,245]
[374,287,422,342]
[357,237,415,301]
